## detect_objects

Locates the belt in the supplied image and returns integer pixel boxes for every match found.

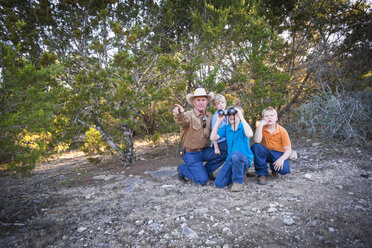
[184,148,204,152]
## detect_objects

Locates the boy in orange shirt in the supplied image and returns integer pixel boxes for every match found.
[251,107,291,185]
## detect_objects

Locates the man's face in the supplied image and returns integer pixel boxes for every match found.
[214,101,226,111]
[193,96,208,112]
[263,110,278,125]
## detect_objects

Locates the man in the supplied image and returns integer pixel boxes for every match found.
[173,87,227,185]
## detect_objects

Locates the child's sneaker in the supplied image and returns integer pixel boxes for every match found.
[257,175,267,185]
[231,183,244,192]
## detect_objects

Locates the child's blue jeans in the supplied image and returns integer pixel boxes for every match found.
[214,151,251,188]
[251,143,290,177]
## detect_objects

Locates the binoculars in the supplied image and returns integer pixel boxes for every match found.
[218,107,237,116]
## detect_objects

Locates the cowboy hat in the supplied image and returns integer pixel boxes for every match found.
[186,88,214,106]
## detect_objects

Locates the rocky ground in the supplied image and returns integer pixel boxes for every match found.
[1,137,372,248]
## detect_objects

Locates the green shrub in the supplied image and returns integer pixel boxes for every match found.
[291,90,372,143]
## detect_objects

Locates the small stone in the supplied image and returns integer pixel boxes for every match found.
[148,169,177,178]
[290,150,298,160]
[77,227,87,233]
[304,173,312,180]
[85,194,93,200]
[355,205,366,211]
[182,226,198,238]
[283,218,295,225]
[312,142,320,147]
[268,207,277,213]
[163,233,170,239]
[222,227,230,233]
[223,209,230,215]
[92,175,107,180]
[329,227,335,232]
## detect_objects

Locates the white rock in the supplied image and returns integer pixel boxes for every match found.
[329,227,335,232]
[85,194,93,199]
[77,227,87,233]
[290,150,298,160]
[355,205,366,211]
[163,234,170,239]
[222,227,230,233]
[283,218,295,225]
[92,175,107,180]
[182,226,198,238]
[268,207,277,213]
[312,142,320,147]
[304,173,312,180]
[223,208,230,215]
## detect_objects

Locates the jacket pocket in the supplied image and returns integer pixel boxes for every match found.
[191,116,202,130]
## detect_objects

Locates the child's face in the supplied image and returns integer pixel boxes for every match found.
[228,113,240,124]
[213,100,226,111]
[262,110,278,125]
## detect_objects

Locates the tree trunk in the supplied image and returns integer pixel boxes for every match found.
[120,123,135,165]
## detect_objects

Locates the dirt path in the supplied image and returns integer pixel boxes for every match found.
[1,139,371,247]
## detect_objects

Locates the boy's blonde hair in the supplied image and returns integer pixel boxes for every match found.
[212,94,226,105]
[262,106,277,117]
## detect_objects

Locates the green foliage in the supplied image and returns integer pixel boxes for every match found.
[80,128,113,164]
[0,44,69,174]
[291,91,372,143]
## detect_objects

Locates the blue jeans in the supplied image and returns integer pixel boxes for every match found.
[214,151,251,188]
[212,140,228,154]
[251,143,290,177]
[178,147,227,185]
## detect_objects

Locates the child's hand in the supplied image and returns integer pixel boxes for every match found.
[273,157,284,171]
[217,114,225,122]
[259,119,267,127]
[236,108,243,119]
[214,147,221,155]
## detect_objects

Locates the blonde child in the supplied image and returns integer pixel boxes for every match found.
[251,107,292,185]
[211,94,228,156]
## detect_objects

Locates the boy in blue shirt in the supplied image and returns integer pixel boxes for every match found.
[210,106,254,192]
